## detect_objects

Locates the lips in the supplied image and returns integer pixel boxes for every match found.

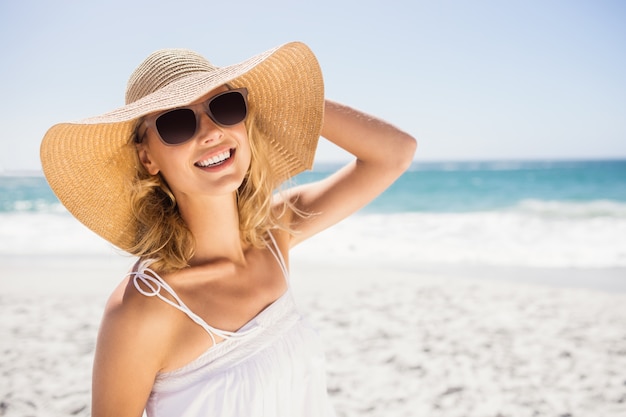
[195,149,234,168]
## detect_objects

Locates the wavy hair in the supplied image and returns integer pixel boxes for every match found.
[127,112,298,273]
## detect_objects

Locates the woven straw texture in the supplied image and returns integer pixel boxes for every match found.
[40,42,324,251]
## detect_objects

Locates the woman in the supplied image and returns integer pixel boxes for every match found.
[40,42,416,417]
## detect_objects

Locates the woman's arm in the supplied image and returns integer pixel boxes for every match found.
[285,99,417,246]
[91,282,165,417]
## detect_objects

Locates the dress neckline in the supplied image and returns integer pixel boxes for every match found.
[128,231,291,374]
[156,287,293,377]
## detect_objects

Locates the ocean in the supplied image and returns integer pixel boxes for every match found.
[1,159,625,269]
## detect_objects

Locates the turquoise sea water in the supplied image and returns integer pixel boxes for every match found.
[296,159,626,213]
[2,159,625,214]
[1,159,625,268]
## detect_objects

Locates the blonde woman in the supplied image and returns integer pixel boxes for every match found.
[40,42,416,417]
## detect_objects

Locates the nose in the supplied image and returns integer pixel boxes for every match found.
[195,111,223,143]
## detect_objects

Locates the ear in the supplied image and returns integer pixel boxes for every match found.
[135,144,160,175]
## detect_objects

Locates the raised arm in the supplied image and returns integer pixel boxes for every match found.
[285,99,417,246]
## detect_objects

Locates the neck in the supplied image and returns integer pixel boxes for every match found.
[176,191,247,266]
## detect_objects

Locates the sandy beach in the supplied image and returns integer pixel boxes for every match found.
[1,252,625,417]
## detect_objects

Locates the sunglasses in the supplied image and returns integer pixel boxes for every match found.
[137,88,248,145]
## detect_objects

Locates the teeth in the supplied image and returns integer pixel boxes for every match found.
[197,150,231,167]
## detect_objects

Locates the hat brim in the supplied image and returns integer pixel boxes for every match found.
[40,42,324,251]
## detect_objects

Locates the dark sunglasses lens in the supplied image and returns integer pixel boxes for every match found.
[209,92,247,126]
[156,108,197,144]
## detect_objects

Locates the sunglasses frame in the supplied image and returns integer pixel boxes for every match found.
[136,87,249,146]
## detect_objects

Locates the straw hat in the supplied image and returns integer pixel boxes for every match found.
[40,41,324,251]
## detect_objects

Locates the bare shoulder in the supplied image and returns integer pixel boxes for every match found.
[92,275,173,417]
[100,275,174,352]
[96,271,186,375]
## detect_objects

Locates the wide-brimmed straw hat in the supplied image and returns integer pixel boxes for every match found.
[40,41,324,251]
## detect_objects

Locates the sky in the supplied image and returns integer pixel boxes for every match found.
[0,0,625,171]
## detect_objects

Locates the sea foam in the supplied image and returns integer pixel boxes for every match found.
[3,200,625,268]
[294,199,626,269]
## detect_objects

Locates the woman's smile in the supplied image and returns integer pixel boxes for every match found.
[194,148,236,171]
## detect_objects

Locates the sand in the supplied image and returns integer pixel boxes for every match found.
[1,254,625,417]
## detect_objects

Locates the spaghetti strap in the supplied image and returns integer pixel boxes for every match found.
[128,234,287,346]
[127,260,260,347]
[266,231,289,282]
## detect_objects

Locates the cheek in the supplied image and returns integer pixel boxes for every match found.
[145,142,187,178]
[241,143,252,169]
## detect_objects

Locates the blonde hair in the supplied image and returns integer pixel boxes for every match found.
[128,113,297,273]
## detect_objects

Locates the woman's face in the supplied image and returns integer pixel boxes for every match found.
[136,86,252,201]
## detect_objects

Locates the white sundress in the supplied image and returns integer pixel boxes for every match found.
[128,234,336,417]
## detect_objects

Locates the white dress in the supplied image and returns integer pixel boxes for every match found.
[128,234,336,417]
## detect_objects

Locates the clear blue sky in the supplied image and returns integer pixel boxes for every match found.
[1,0,624,171]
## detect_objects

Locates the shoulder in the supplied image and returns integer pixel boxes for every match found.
[271,192,311,249]
[103,272,175,330]
[92,274,171,416]
[97,273,176,368]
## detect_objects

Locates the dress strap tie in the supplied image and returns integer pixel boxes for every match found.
[127,260,259,347]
